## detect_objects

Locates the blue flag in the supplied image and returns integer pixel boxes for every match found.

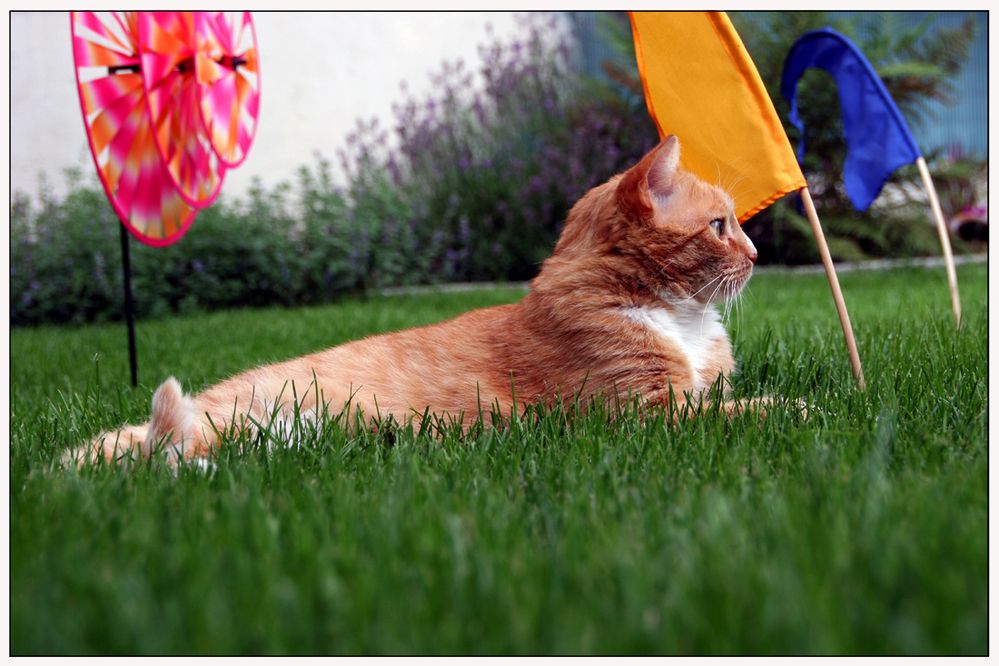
[781,28,921,211]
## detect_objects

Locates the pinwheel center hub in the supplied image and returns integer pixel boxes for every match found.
[218,55,247,70]
[108,63,142,75]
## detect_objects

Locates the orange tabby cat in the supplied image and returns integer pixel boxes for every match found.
[66,135,762,465]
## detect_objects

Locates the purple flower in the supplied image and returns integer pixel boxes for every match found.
[458,216,471,245]
[21,280,40,306]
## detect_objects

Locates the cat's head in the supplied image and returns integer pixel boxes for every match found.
[614,135,758,304]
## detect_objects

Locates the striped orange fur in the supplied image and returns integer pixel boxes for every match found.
[66,135,762,466]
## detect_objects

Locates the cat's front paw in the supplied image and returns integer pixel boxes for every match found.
[722,395,812,421]
[722,396,772,419]
[788,397,814,421]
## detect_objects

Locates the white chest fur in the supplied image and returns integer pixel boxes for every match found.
[622,303,727,390]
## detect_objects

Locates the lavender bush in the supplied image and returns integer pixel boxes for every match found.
[339,13,659,281]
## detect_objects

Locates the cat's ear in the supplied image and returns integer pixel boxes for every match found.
[618,134,681,219]
[646,135,680,195]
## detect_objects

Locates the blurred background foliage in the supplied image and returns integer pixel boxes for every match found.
[10,12,985,326]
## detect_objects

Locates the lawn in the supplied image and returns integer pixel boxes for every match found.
[10,264,987,655]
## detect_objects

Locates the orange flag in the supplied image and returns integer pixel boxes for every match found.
[630,11,806,222]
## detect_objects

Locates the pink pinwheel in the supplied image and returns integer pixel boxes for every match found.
[71,11,197,246]
[137,11,224,208]
[195,11,260,168]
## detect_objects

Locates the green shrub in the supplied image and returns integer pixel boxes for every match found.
[11,163,397,327]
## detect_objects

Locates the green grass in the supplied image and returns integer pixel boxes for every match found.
[11,265,986,655]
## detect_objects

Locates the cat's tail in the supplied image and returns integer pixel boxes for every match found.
[147,376,197,463]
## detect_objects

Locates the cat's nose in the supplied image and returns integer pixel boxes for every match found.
[747,247,758,264]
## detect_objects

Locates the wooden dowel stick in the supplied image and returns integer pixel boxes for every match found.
[799,187,865,388]
[916,156,962,327]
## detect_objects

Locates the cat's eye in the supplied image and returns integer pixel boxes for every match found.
[709,218,725,236]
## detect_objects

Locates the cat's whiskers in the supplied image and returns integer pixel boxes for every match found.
[714,264,753,325]
[700,278,726,333]
[717,156,753,201]
[730,285,743,320]
[726,286,739,325]
[677,274,724,303]
[721,283,732,320]
[735,282,750,330]
[721,172,749,200]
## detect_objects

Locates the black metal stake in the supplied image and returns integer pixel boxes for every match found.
[119,224,138,387]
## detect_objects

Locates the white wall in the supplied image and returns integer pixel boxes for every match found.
[10,11,525,202]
